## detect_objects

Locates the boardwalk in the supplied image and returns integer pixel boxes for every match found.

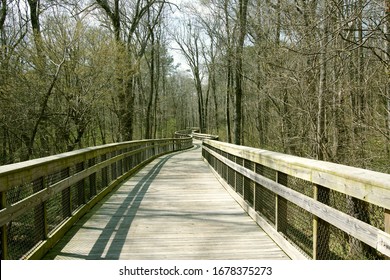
[43,142,289,260]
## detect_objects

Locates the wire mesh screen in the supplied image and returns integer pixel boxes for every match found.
[71,162,85,212]
[255,183,275,225]
[111,151,118,182]
[101,154,109,187]
[123,148,133,172]
[221,151,228,179]
[235,157,244,196]
[276,173,313,258]
[316,187,386,260]
[243,160,254,207]
[5,177,46,259]
[46,191,66,234]
[6,178,40,205]
[7,204,45,259]
[227,154,235,188]
[254,163,276,225]
[279,198,313,258]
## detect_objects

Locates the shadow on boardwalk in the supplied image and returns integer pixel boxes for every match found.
[44,151,180,260]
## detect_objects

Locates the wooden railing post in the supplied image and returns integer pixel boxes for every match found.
[313,184,330,259]
[385,209,390,260]
[234,156,238,192]
[89,158,97,197]
[275,172,288,234]
[0,191,8,260]
[101,156,108,190]
[253,162,257,210]
[33,177,46,242]
[42,176,48,239]
[61,168,71,219]
[313,185,319,259]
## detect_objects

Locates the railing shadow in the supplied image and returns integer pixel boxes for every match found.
[89,155,173,259]
[44,146,200,260]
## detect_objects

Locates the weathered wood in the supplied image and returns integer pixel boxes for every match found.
[386,209,390,260]
[203,145,390,257]
[192,132,219,140]
[43,143,289,260]
[313,185,319,260]
[203,140,390,210]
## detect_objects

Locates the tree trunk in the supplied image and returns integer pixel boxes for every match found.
[224,0,232,143]
[317,25,327,160]
[226,65,232,143]
[385,0,390,157]
[0,0,6,32]
[234,0,249,145]
[211,64,219,135]
[145,30,155,139]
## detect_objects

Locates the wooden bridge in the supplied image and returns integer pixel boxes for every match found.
[1,132,390,260]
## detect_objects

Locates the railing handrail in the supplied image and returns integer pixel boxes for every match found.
[192,132,219,140]
[174,129,219,141]
[202,139,390,259]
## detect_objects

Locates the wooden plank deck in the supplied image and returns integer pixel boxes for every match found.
[43,141,290,260]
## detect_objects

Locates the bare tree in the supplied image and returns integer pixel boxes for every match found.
[233,0,249,145]
[173,20,207,132]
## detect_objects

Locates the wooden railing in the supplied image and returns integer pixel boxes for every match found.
[174,129,219,140]
[202,140,390,260]
[192,132,219,140]
[0,137,193,260]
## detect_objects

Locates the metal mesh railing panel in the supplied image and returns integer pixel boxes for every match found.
[287,176,313,197]
[277,173,313,258]
[255,183,276,225]
[316,219,385,260]
[46,190,67,234]
[316,188,386,260]
[281,199,313,258]
[45,168,71,233]
[256,164,276,181]
[47,168,69,187]
[221,152,228,180]
[70,162,85,213]
[101,154,109,187]
[243,160,254,206]
[70,181,84,213]
[6,177,43,205]
[227,165,235,188]
[254,163,276,224]
[6,204,45,259]
[236,169,244,196]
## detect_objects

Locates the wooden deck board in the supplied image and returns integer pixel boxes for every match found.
[43,142,290,260]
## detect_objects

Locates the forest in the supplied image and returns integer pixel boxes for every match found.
[0,0,389,174]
